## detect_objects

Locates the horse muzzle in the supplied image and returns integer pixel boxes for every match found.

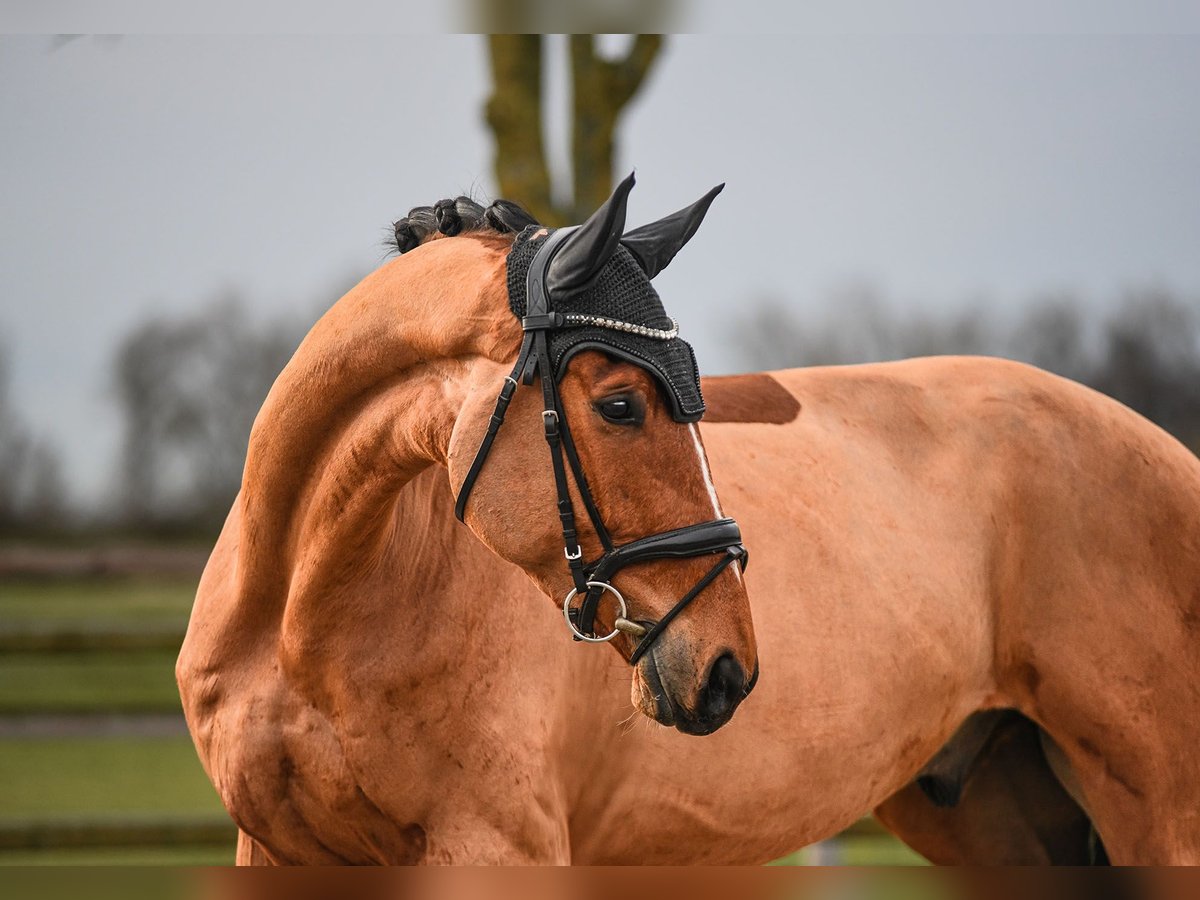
[638,648,758,735]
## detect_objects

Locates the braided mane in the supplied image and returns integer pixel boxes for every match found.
[390,197,540,255]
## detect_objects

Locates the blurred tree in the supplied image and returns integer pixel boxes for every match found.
[0,341,66,532]
[486,36,555,223]
[732,284,1000,371]
[1089,289,1200,451]
[486,35,663,224]
[113,296,307,531]
[1007,296,1093,385]
[730,287,1200,456]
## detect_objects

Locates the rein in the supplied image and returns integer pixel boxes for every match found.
[454,229,747,666]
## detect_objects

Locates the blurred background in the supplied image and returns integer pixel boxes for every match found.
[1,31,1198,865]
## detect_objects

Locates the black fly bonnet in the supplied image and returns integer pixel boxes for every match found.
[454,174,747,665]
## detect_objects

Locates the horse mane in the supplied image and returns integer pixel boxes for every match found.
[390,196,540,255]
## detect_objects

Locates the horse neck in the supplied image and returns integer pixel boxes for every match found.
[232,237,518,638]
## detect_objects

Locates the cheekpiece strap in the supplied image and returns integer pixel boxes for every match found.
[452,224,745,664]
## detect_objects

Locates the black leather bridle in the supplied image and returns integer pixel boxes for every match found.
[454,228,748,665]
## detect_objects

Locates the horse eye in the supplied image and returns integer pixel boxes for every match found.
[597,397,639,424]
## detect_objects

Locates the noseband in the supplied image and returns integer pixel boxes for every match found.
[454,228,747,665]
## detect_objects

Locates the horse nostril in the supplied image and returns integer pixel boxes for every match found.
[700,653,745,720]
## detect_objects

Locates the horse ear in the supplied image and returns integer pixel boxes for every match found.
[545,171,635,298]
[621,183,724,279]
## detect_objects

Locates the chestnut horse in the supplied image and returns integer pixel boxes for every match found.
[178,182,761,864]
[179,194,1200,865]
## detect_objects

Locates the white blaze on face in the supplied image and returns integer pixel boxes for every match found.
[687,423,723,518]
[687,422,744,583]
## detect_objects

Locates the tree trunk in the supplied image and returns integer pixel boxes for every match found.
[485,35,560,225]
[569,34,662,220]
[485,35,664,225]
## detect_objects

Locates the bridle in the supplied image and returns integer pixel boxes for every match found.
[454,228,748,666]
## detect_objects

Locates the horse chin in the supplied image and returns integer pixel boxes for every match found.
[633,651,677,728]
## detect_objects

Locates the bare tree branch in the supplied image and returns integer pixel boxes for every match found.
[485,35,664,224]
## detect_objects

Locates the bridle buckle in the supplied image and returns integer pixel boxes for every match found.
[452,225,748,664]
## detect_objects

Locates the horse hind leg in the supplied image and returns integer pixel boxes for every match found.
[1032,724,1113,859]
[914,709,1009,807]
[916,709,1106,863]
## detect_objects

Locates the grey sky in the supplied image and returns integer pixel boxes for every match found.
[2,34,1198,504]
[5,1,1200,34]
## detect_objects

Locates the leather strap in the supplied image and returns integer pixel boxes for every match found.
[575,518,745,637]
[452,226,748,664]
[588,518,744,583]
[453,336,532,523]
[556,409,613,552]
[628,547,744,666]
[535,333,589,595]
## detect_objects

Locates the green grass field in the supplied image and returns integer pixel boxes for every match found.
[0,576,197,624]
[0,844,233,864]
[0,734,236,865]
[0,576,189,713]
[0,737,222,817]
[774,837,926,866]
[0,651,182,713]
[0,574,229,864]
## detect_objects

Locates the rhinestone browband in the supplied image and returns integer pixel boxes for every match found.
[561,313,679,341]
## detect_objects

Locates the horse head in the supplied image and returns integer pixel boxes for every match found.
[237,175,756,737]
[436,175,757,734]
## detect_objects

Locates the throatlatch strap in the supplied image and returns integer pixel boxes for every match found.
[454,335,534,523]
